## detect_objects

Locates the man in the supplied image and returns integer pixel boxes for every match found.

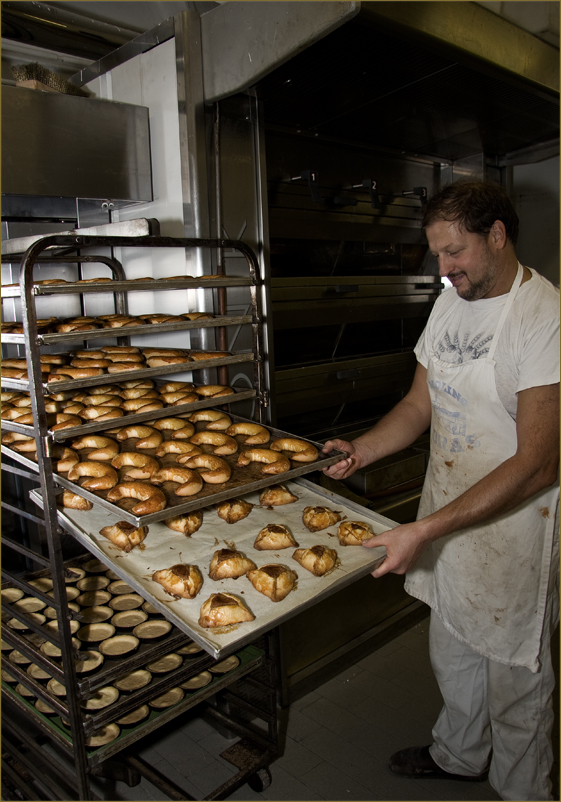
[323,180,559,801]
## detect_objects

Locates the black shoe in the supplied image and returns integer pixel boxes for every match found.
[389,745,488,782]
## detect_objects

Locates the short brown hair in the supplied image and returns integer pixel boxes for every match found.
[422,180,519,245]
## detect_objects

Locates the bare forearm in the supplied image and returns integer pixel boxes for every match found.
[350,395,431,468]
[419,454,558,544]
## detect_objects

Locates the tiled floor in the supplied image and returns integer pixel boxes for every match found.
[90,616,559,802]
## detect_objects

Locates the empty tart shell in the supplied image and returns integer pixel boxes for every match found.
[85,723,120,748]
[216,498,253,524]
[293,545,338,576]
[152,564,204,599]
[99,634,140,657]
[117,705,150,725]
[113,669,152,692]
[81,686,119,710]
[337,520,375,546]
[149,687,185,709]
[198,592,255,628]
[181,671,212,690]
[302,505,342,532]
[247,564,298,602]
[253,524,298,551]
[210,655,240,674]
[259,484,298,507]
[208,549,257,581]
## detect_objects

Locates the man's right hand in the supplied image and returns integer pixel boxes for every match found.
[322,439,360,480]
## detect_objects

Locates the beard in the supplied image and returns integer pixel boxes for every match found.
[451,248,499,301]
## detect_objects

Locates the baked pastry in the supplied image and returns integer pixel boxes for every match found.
[270,437,319,462]
[226,422,270,444]
[292,545,338,576]
[198,593,254,628]
[152,564,203,599]
[151,467,203,496]
[99,521,148,552]
[254,524,298,550]
[302,506,342,532]
[208,549,256,580]
[106,482,167,515]
[181,454,231,484]
[236,448,290,475]
[337,521,375,546]
[67,461,119,491]
[247,564,298,602]
[189,431,238,455]
[61,490,93,510]
[216,498,253,524]
[259,485,298,507]
[164,511,203,536]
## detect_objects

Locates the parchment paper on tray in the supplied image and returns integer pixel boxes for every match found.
[31,479,392,659]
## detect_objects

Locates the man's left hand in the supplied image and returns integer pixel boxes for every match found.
[364,522,430,578]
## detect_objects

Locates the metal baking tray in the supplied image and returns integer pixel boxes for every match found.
[30,477,393,660]
[39,416,345,525]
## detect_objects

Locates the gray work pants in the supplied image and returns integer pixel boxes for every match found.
[428,609,557,801]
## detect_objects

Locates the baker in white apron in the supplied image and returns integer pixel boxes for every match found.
[403,262,559,799]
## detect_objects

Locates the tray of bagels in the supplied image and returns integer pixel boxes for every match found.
[30,477,391,659]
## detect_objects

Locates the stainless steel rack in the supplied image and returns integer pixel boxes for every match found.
[0,233,283,800]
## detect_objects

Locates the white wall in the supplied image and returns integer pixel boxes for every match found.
[512,156,560,287]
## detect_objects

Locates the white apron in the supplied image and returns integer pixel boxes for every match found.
[405,264,559,672]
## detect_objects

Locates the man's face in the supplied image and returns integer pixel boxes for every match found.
[426,218,501,301]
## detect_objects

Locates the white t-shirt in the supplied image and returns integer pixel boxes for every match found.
[414,268,559,420]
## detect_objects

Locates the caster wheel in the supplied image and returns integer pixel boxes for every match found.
[247,768,271,792]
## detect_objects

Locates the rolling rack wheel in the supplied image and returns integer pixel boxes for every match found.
[247,767,272,792]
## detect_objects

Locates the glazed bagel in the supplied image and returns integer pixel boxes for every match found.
[236,449,290,475]
[106,482,167,515]
[153,417,193,432]
[164,511,203,536]
[119,379,154,389]
[52,367,105,378]
[55,323,98,333]
[181,454,232,484]
[52,447,79,473]
[158,381,195,394]
[226,422,270,445]
[2,432,34,445]
[50,414,82,432]
[141,348,187,358]
[100,346,140,354]
[87,384,121,395]
[72,436,120,461]
[122,398,164,412]
[104,353,145,363]
[61,490,93,510]
[170,394,199,405]
[116,425,161,447]
[151,467,204,496]
[270,438,319,462]
[107,362,146,373]
[8,411,53,426]
[194,385,233,397]
[189,409,231,431]
[81,394,122,407]
[69,358,111,369]
[72,350,106,360]
[171,425,197,440]
[156,441,202,458]
[79,406,125,421]
[67,461,119,491]
[120,389,159,400]
[189,351,230,361]
[160,391,198,405]
[99,521,148,552]
[145,355,192,368]
[10,437,38,452]
[182,312,213,320]
[111,453,160,480]
[189,431,238,455]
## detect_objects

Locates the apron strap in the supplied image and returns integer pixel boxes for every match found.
[487,262,524,360]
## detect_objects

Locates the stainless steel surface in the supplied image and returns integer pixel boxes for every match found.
[201,1,359,103]
[1,86,152,202]
[1,219,159,256]
[360,1,559,96]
